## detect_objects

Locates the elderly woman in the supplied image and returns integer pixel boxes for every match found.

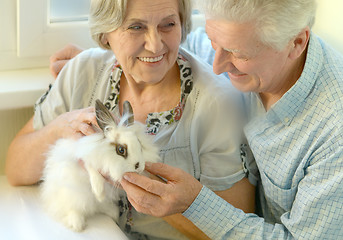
[5,0,256,239]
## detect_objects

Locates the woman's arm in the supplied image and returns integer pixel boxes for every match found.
[5,107,97,186]
[6,117,53,186]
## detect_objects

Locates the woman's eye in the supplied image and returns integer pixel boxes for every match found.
[165,22,175,27]
[128,25,142,31]
[160,22,176,31]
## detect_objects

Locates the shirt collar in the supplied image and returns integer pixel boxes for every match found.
[266,32,324,126]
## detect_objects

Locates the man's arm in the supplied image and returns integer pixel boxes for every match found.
[49,44,84,79]
[122,147,343,240]
[121,162,255,239]
[163,177,255,240]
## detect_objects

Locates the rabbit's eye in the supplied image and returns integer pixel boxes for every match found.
[116,144,127,158]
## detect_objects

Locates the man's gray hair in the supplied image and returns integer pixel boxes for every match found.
[198,0,317,50]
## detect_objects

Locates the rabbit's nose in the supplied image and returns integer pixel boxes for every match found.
[135,162,140,170]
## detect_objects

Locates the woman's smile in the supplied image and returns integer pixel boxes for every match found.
[138,54,164,63]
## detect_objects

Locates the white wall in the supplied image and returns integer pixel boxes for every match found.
[313,0,343,54]
[0,108,33,175]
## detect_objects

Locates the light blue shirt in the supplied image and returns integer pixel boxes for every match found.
[182,28,343,239]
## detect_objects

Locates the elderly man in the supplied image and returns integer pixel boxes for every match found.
[120,0,343,239]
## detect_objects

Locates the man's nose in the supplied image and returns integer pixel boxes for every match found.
[213,47,232,75]
[145,29,163,54]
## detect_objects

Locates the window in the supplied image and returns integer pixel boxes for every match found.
[17,0,95,58]
[49,0,90,23]
[192,10,206,31]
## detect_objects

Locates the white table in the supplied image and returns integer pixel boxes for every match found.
[0,176,128,240]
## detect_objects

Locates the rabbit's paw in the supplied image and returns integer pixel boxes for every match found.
[94,190,105,202]
[87,166,106,202]
[63,211,86,232]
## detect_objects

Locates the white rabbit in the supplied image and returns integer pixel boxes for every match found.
[40,100,160,232]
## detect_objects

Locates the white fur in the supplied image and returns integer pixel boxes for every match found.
[40,121,160,232]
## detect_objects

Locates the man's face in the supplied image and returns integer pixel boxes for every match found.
[206,19,294,96]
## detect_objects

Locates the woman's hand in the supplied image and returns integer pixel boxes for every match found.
[49,107,98,139]
[50,43,84,79]
[121,162,203,217]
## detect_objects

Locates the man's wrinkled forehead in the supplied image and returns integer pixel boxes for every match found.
[205,19,265,57]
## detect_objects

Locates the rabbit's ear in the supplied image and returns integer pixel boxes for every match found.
[95,99,116,131]
[123,100,134,126]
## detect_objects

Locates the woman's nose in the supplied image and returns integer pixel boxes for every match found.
[145,29,163,54]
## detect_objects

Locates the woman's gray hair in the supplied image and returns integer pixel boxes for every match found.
[89,0,192,49]
[198,0,317,51]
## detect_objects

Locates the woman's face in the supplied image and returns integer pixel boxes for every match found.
[105,0,182,85]
[205,19,294,96]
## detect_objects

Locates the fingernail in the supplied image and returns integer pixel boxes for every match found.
[145,162,152,168]
[123,174,131,182]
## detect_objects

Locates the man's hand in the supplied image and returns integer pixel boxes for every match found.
[121,162,203,217]
[50,43,84,79]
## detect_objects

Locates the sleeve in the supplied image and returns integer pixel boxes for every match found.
[33,63,74,130]
[33,48,104,130]
[192,79,254,191]
[184,133,343,239]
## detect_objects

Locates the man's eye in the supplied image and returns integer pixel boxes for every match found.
[234,55,249,61]
[237,56,249,62]
[230,52,249,61]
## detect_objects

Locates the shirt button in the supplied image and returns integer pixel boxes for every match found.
[284,117,289,123]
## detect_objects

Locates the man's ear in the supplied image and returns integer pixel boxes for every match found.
[289,26,310,60]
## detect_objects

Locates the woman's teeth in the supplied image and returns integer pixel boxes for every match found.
[139,55,163,63]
